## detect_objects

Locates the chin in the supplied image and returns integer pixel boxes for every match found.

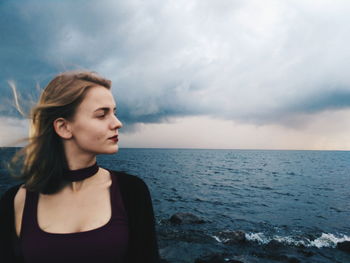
[105,145,119,154]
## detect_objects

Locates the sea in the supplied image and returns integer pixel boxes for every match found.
[0,147,349,263]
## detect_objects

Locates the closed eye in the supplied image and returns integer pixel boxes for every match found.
[95,109,108,118]
[94,107,117,118]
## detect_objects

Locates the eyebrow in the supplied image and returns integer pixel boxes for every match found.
[94,106,117,112]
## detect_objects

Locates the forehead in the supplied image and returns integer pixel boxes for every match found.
[79,86,116,110]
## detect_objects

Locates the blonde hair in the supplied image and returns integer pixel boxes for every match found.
[11,71,111,194]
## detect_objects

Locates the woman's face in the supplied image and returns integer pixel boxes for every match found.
[67,86,122,155]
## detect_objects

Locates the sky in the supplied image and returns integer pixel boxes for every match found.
[1,0,350,149]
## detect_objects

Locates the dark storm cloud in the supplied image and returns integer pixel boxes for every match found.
[0,1,68,77]
[1,0,350,128]
[291,90,350,114]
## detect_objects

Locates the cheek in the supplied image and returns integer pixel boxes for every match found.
[87,129,106,142]
[74,122,106,142]
[93,133,105,141]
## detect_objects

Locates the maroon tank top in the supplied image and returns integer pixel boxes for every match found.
[19,173,129,263]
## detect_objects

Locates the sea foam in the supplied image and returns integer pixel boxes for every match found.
[245,232,350,248]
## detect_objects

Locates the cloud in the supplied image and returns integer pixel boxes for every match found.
[2,109,350,149]
[120,109,350,150]
[0,117,29,146]
[1,0,350,129]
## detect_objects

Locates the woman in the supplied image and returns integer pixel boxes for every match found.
[0,71,160,263]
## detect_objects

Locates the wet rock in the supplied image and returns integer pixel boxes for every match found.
[216,230,246,244]
[169,212,206,225]
[266,240,284,249]
[297,249,315,257]
[195,253,244,263]
[288,258,300,263]
[337,241,350,253]
[253,252,300,263]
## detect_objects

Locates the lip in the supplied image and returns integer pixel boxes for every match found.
[108,135,119,142]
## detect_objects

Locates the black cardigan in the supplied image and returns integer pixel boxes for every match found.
[0,171,160,263]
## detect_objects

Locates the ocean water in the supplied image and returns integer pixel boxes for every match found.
[1,148,349,263]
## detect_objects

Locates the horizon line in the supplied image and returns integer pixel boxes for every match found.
[1,146,349,152]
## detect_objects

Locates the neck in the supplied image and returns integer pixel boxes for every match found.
[67,157,97,170]
[67,155,96,170]
[63,162,100,193]
[63,143,97,170]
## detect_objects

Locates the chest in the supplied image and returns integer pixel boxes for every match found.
[37,182,112,234]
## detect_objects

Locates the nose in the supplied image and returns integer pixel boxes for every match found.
[111,115,123,130]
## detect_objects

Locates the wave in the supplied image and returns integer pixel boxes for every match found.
[244,232,350,248]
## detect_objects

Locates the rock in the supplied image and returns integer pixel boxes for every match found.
[287,258,300,263]
[195,253,244,263]
[337,241,350,253]
[253,252,300,263]
[266,240,284,249]
[169,212,205,225]
[216,230,246,244]
[297,249,315,257]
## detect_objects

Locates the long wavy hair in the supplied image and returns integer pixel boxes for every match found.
[11,71,111,194]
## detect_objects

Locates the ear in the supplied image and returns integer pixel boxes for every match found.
[53,118,72,139]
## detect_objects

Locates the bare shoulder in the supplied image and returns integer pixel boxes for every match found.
[14,184,26,237]
[14,184,26,205]
[99,168,113,184]
[14,184,26,214]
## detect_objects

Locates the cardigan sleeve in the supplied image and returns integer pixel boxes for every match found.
[135,177,160,263]
[0,184,23,263]
[116,172,160,263]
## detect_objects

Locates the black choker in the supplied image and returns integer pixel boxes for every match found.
[63,162,99,182]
